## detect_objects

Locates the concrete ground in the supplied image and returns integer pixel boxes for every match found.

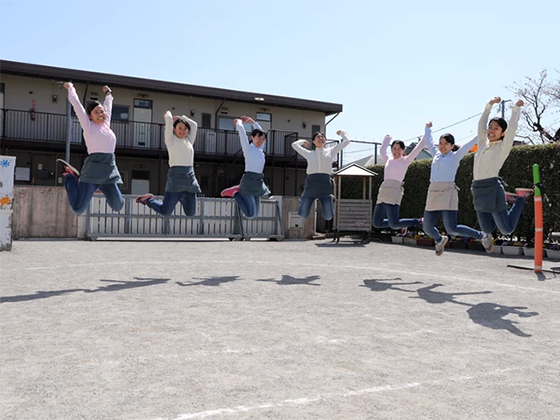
[1,238,559,420]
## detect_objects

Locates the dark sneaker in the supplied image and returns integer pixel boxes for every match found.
[221,185,240,197]
[136,194,154,204]
[435,235,448,256]
[481,233,494,253]
[56,159,80,176]
[515,188,534,199]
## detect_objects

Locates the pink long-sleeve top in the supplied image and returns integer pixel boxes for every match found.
[67,86,117,154]
[380,134,427,182]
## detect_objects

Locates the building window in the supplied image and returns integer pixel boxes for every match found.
[134,99,152,109]
[312,124,321,134]
[256,112,271,122]
[202,113,212,128]
[112,105,129,121]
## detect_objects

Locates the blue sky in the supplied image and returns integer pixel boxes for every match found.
[1,0,558,163]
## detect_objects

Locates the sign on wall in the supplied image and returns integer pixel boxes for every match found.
[0,155,16,251]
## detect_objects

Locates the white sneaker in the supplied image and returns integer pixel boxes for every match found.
[435,235,448,256]
[481,233,494,253]
[56,158,80,176]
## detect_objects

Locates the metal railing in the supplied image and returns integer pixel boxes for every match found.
[85,194,284,241]
[1,109,306,160]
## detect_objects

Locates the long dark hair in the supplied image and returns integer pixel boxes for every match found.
[390,140,405,150]
[311,132,326,150]
[249,127,266,144]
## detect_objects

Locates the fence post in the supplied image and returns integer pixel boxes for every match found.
[533,164,543,273]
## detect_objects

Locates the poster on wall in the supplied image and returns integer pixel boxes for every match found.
[0,155,16,251]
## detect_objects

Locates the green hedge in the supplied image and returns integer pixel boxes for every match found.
[341,143,560,241]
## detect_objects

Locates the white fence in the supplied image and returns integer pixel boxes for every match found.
[86,195,284,241]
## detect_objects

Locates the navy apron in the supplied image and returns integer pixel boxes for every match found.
[165,166,201,194]
[79,153,122,185]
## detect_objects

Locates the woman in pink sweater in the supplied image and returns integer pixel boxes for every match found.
[57,82,124,215]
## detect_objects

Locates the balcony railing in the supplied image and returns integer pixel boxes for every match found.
[0,108,312,160]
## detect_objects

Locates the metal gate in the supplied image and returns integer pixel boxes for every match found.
[86,195,284,241]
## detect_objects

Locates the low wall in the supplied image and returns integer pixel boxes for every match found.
[13,186,78,238]
[280,196,317,240]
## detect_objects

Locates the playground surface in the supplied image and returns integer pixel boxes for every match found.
[1,238,559,420]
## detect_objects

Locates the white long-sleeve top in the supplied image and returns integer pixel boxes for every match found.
[380,133,427,182]
[67,86,116,154]
[425,125,477,183]
[164,111,198,167]
[237,120,265,173]
[291,132,351,174]
[473,103,521,180]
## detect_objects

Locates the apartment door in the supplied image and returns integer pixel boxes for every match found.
[0,83,4,137]
[133,99,152,147]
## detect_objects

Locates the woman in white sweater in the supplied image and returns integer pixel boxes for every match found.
[136,111,200,216]
[291,130,351,220]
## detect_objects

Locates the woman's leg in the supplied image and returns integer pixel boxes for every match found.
[476,210,497,235]
[234,192,258,219]
[442,210,483,239]
[179,192,197,217]
[372,204,389,228]
[98,183,124,212]
[492,196,526,235]
[386,204,422,229]
[422,210,443,242]
[63,175,97,215]
[318,196,334,221]
[298,196,316,218]
[146,191,182,216]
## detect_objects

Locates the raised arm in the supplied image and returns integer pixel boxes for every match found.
[182,115,198,144]
[454,135,478,160]
[163,111,174,146]
[501,100,523,155]
[478,97,500,149]
[380,134,392,162]
[64,82,90,130]
[331,130,352,154]
[234,119,250,153]
[423,122,437,157]
[101,85,113,125]
[404,133,427,161]
[291,139,312,157]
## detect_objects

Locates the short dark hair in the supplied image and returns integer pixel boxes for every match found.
[173,118,191,132]
[390,140,405,150]
[311,132,326,150]
[86,100,103,117]
[249,128,266,144]
[489,117,508,139]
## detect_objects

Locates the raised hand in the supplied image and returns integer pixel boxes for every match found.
[241,115,254,124]
[102,85,110,93]
[233,118,239,127]
[63,82,73,89]
[426,122,433,128]
[515,99,524,107]
[489,96,501,105]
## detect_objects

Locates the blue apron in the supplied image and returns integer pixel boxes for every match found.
[471,177,507,212]
[79,153,122,185]
[239,171,270,197]
[165,166,201,194]
[302,173,333,198]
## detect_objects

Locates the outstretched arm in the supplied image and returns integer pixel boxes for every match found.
[380,134,392,162]
[454,135,478,160]
[478,96,500,149]
[65,82,90,130]
[181,115,198,144]
[331,130,352,154]
[163,111,174,146]
[102,85,113,125]
[404,132,427,161]
[423,122,437,157]
[502,99,523,153]
[291,139,312,157]
[234,118,250,153]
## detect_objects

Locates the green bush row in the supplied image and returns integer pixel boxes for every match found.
[340,143,560,241]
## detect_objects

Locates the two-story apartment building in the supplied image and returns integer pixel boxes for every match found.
[0,60,343,197]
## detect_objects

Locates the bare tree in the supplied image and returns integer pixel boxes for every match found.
[507,69,560,144]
